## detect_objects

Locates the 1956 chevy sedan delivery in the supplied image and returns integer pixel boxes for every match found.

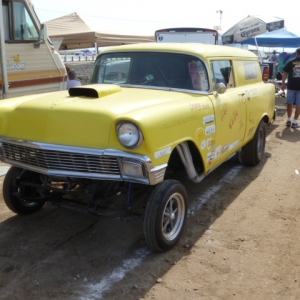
[0,43,276,251]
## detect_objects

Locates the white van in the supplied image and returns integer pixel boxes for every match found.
[0,0,67,99]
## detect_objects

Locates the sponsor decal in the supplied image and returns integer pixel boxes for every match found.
[207,137,216,150]
[247,127,255,136]
[203,114,215,125]
[215,145,222,159]
[220,104,227,121]
[189,102,202,111]
[162,116,197,129]
[205,124,216,136]
[229,140,239,150]
[249,111,256,124]
[189,102,211,111]
[207,151,215,162]
[201,103,211,110]
[195,127,205,140]
[229,109,239,129]
[201,140,206,150]
[154,146,171,159]
[222,144,229,153]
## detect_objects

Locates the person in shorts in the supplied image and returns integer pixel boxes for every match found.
[281,48,300,128]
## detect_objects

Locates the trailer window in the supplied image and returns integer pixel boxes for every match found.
[13,1,38,40]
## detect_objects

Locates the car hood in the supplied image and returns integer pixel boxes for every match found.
[0,84,204,149]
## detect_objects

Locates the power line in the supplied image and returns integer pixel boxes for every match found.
[35,7,173,24]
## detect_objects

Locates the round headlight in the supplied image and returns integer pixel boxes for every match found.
[117,122,142,149]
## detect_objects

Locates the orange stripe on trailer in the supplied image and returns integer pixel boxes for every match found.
[3,75,67,89]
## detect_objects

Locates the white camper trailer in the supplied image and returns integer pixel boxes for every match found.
[0,0,67,99]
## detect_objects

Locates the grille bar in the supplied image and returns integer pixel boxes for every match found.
[2,142,120,175]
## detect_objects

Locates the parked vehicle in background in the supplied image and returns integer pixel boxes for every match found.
[74,51,85,56]
[0,43,276,252]
[82,49,95,56]
[0,0,67,99]
[155,27,220,44]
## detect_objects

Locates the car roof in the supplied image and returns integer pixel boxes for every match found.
[101,43,258,59]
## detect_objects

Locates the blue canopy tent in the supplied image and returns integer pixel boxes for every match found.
[239,28,300,48]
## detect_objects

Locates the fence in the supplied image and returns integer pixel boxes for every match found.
[60,55,96,62]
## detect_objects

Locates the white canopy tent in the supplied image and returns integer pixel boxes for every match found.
[45,12,155,51]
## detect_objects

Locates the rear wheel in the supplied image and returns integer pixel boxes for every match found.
[3,167,45,215]
[144,179,187,252]
[239,119,266,166]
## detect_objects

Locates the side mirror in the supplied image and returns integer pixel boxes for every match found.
[214,82,226,94]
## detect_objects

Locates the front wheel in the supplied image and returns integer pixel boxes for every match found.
[3,166,45,215]
[143,180,187,252]
[239,119,266,166]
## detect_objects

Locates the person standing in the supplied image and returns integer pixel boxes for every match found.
[268,50,279,63]
[66,70,82,89]
[281,48,300,128]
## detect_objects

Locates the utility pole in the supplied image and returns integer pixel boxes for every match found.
[216,10,223,30]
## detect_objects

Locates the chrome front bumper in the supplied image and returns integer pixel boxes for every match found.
[0,138,167,185]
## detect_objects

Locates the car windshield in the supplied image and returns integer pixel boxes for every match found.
[89,52,209,91]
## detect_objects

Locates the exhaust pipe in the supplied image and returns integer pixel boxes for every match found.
[176,142,205,183]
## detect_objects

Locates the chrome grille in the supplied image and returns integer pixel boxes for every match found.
[2,142,120,175]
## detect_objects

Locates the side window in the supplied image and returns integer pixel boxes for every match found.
[13,2,39,40]
[2,2,10,40]
[2,1,39,41]
[211,60,235,89]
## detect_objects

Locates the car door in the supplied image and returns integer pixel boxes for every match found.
[208,60,247,166]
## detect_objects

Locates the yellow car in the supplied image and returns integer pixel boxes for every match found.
[0,43,276,252]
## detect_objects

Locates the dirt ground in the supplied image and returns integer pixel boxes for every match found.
[1,96,300,300]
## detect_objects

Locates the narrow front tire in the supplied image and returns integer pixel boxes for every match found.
[144,180,187,252]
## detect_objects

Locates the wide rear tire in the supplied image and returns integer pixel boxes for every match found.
[239,119,266,166]
[144,179,187,252]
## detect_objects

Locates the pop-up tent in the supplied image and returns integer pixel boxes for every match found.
[239,28,300,48]
[45,13,155,50]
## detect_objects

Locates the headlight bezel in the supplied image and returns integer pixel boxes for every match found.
[116,121,144,149]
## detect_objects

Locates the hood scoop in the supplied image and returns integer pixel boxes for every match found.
[69,84,122,98]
